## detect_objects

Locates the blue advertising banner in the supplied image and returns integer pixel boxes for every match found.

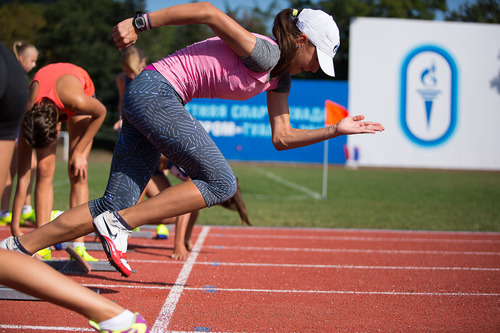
[186,79,348,164]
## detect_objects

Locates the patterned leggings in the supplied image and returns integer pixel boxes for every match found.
[88,70,236,217]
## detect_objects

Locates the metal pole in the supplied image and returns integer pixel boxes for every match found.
[322,140,328,200]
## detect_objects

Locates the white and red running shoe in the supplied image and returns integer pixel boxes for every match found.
[93,211,132,277]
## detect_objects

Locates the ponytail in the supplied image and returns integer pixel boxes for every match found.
[270,9,303,79]
[12,40,36,60]
[120,45,146,77]
[22,98,59,148]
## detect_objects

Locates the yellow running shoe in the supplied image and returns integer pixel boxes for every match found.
[89,313,149,333]
[50,210,64,221]
[156,224,169,239]
[0,212,11,225]
[20,210,35,223]
[37,248,52,260]
[74,246,98,262]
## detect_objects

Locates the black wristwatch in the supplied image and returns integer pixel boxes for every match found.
[133,11,147,31]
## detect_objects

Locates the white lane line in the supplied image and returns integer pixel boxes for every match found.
[254,167,322,199]
[0,325,93,331]
[203,245,500,256]
[127,260,500,271]
[197,261,500,271]
[205,225,500,236]
[186,287,500,297]
[81,284,500,298]
[0,326,232,333]
[207,233,500,244]
[183,287,500,297]
[151,226,210,333]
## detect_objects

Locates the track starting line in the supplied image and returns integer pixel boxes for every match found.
[0,226,163,301]
[0,246,117,301]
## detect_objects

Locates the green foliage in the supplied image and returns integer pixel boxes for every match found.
[0,2,46,51]
[445,0,500,23]
[0,0,275,148]
[32,0,144,148]
[225,0,282,35]
[290,0,447,80]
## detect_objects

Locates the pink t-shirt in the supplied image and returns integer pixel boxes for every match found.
[151,34,280,104]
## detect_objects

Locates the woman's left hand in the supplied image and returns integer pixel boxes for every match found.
[336,115,385,135]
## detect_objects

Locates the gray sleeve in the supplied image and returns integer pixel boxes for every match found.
[240,37,291,93]
[240,37,280,73]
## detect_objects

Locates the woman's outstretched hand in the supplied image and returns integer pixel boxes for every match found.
[112,18,138,50]
[336,115,385,135]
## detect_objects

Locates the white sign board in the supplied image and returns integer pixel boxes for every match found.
[348,17,500,170]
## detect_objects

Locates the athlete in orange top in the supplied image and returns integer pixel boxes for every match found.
[11,63,106,261]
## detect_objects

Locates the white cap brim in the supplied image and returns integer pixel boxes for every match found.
[317,48,335,77]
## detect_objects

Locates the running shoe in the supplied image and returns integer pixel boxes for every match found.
[37,247,52,260]
[89,313,149,333]
[74,246,98,262]
[20,210,35,223]
[50,210,64,220]
[0,236,22,252]
[93,211,132,277]
[155,224,169,239]
[0,211,11,225]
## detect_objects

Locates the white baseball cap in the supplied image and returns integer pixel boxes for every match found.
[296,8,340,77]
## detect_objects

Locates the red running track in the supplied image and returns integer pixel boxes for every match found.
[0,225,499,332]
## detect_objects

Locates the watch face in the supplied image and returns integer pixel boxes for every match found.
[135,16,146,29]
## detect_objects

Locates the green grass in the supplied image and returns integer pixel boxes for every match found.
[50,150,500,232]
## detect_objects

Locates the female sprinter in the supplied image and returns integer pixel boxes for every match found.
[1,4,384,277]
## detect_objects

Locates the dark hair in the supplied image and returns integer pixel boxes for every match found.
[270,8,303,79]
[22,98,59,148]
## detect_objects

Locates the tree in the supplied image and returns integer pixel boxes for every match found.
[288,0,447,80]
[445,0,500,23]
[0,2,46,57]
[28,0,147,148]
[225,0,281,35]
[0,0,280,149]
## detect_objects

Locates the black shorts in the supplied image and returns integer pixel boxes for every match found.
[0,42,28,140]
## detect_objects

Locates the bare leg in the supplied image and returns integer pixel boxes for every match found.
[172,209,198,259]
[68,167,90,245]
[34,142,57,228]
[17,182,206,254]
[172,213,190,260]
[25,152,36,208]
[0,143,16,211]
[17,203,94,254]
[119,181,207,228]
[67,115,93,246]
[184,209,199,251]
[145,173,171,198]
[0,140,16,209]
[18,177,205,255]
[138,173,179,226]
[0,249,123,323]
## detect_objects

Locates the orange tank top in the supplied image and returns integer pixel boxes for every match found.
[31,63,95,120]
